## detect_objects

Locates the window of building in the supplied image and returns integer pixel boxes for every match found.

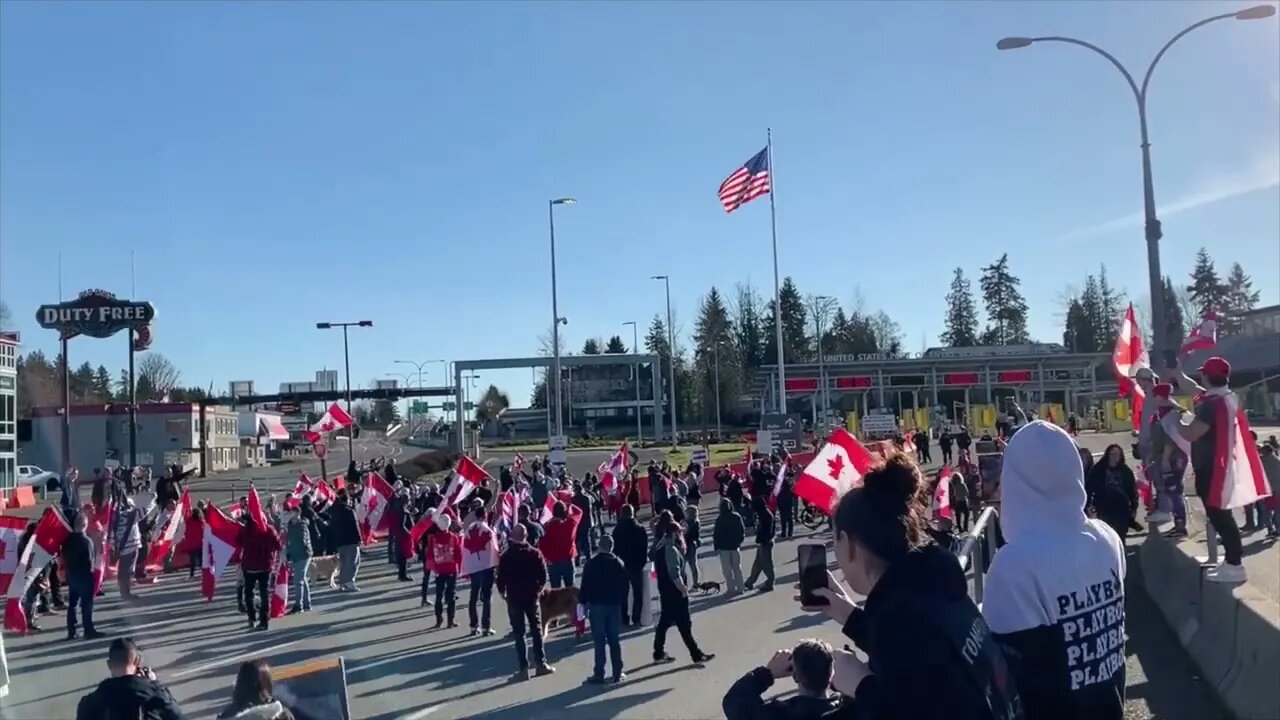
[0,456,14,491]
[0,393,14,439]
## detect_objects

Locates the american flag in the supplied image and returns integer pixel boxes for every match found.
[718,147,771,213]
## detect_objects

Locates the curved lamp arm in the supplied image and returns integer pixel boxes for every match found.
[1029,36,1142,106]
[1140,11,1240,99]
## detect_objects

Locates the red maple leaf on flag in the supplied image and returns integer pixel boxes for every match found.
[826,453,845,480]
[321,421,335,431]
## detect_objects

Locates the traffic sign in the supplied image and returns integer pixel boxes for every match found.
[278,401,301,415]
[549,435,567,467]
[441,402,475,413]
[410,401,432,413]
[760,413,803,452]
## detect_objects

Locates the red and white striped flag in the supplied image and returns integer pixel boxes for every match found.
[270,556,290,619]
[718,147,771,213]
[1112,304,1149,432]
[202,505,241,601]
[5,509,71,633]
[1179,311,1219,358]
[145,489,191,571]
[794,428,876,515]
[1164,389,1269,510]
[932,466,953,521]
[0,517,28,598]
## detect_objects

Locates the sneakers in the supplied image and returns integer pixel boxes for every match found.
[1206,563,1247,584]
[535,663,556,677]
[470,627,480,637]
[610,673,627,684]
[692,652,716,664]
[433,618,444,629]
[585,675,606,685]
[83,630,104,640]
[653,653,676,664]
[1146,511,1173,524]
[512,668,531,682]
[483,628,496,636]
[1164,527,1189,540]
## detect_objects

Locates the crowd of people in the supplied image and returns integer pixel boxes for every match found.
[22,357,1278,720]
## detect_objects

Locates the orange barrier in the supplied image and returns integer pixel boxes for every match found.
[6,486,36,509]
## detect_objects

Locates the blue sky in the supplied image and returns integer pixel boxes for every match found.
[2,0,1277,406]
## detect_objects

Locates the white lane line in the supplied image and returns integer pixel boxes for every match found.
[398,705,448,720]
[169,636,313,679]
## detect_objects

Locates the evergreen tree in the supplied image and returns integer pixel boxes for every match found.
[581,338,602,355]
[833,309,879,354]
[604,335,627,353]
[978,254,1031,345]
[694,287,736,426]
[732,283,765,373]
[762,277,809,365]
[72,362,96,403]
[136,373,157,402]
[1160,276,1186,346]
[115,369,132,401]
[1186,247,1228,317]
[1095,265,1123,349]
[1222,262,1260,335]
[93,365,113,401]
[1077,274,1105,352]
[644,314,671,358]
[940,268,980,347]
[1062,298,1089,352]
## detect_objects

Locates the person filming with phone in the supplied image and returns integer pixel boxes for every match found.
[796,453,1021,720]
[75,638,185,720]
[722,638,844,719]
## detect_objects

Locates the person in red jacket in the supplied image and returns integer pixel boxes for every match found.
[538,500,583,589]
[178,504,206,579]
[427,515,463,628]
[236,516,282,631]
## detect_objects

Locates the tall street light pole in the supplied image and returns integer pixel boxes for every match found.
[809,295,837,425]
[997,4,1275,366]
[651,275,677,445]
[548,197,576,440]
[316,320,373,457]
[623,320,642,443]
[395,358,444,427]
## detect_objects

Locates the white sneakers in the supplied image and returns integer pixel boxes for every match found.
[1206,563,1247,584]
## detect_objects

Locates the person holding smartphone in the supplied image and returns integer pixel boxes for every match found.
[797,454,1020,720]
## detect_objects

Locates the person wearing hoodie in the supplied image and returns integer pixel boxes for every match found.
[745,500,776,592]
[1259,441,1280,538]
[539,500,584,589]
[461,503,500,636]
[722,639,845,720]
[217,660,294,720]
[650,511,714,665]
[1086,445,1139,540]
[284,507,313,615]
[713,497,747,595]
[578,535,629,684]
[799,454,1021,720]
[496,524,555,680]
[427,514,463,628]
[237,515,282,631]
[75,638,185,720]
[983,420,1123,720]
[328,491,362,592]
[610,504,649,626]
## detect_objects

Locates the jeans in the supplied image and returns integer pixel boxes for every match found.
[549,561,574,589]
[654,594,702,659]
[588,604,623,679]
[290,557,313,610]
[507,600,547,670]
[188,550,201,578]
[718,549,744,594]
[116,552,137,598]
[1203,505,1244,566]
[420,567,433,604]
[468,568,494,630]
[242,570,270,626]
[684,546,700,586]
[435,574,457,623]
[746,543,775,588]
[954,504,971,533]
[576,527,593,562]
[66,575,95,636]
[337,544,361,587]
[622,566,645,624]
[778,504,795,538]
[1163,470,1187,527]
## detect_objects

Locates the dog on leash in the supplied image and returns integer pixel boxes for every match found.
[691,581,721,596]
[539,586,581,636]
[311,555,340,586]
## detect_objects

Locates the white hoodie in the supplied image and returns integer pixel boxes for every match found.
[983,421,1126,720]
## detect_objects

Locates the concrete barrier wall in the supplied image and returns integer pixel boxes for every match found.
[1138,534,1280,720]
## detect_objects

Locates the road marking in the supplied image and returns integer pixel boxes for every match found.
[397,705,447,720]
[169,636,314,679]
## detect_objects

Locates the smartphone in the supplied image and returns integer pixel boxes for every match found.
[797,543,829,606]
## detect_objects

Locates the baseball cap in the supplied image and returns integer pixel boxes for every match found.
[1198,356,1231,376]
[1132,367,1155,381]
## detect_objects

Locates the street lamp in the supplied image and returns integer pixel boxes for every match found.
[996,5,1276,365]
[316,320,373,456]
[651,275,678,445]
[623,320,642,443]
[710,339,724,440]
[548,197,576,440]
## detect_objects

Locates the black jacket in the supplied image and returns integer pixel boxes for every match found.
[62,531,96,580]
[578,552,629,607]
[714,500,746,551]
[75,674,185,720]
[328,502,361,547]
[755,506,775,547]
[837,542,1022,720]
[723,667,845,720]
[611,517,649,570]
[1085,462,1138,523]
[572,491,594,529]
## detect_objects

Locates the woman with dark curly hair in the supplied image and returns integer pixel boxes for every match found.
[650,510,714,666]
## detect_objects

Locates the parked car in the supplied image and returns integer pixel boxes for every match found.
[16,465,58,489]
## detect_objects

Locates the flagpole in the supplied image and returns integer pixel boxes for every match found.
[767,128,786,414]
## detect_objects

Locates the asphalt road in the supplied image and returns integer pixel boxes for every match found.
[0,432,1233,720]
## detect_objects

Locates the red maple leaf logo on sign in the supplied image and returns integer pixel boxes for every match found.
[321,421,335,432]
[826,453,845,481]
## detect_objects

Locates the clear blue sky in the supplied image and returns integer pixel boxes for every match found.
[2,1,1277,406]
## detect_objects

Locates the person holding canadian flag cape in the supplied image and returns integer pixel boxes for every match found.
[1160,356,1269,584]
[460,502,500,636]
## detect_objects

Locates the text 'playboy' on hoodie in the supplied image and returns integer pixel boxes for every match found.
[983,421,1127,720]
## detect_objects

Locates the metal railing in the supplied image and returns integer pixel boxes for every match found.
[956,505,1000,604]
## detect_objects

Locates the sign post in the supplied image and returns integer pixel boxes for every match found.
[760,413,803,454]
[35,290,156,474]
[315,441,328,482]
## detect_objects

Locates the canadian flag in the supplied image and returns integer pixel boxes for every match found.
[145,489,191,571]
[247,484,269,531]
[513,453,525,475]
[596,443,629,497]
[270,556,290,619]
[359,472,395,541]
[291,474,315,499]
[0,517,28,597]
[444,457,490,508]
[794,428,876,515]
[540,491,573,525]
[201,505,241,601]
[1179,311,1219,358]
[1112,304,1149,432]
[932,465,953,521]
[5,509,71,633]
[313,479,336,505]
[302,403,355,445]
[766,461,788,512]
[1164,390,1269,510]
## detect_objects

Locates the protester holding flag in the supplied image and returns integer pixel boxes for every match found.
[284,507,313,615]
[236,514,282,631]
[329,490,362,592]
[427,514,462,629]
[461,503,500,636]
[179,504,205,579]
